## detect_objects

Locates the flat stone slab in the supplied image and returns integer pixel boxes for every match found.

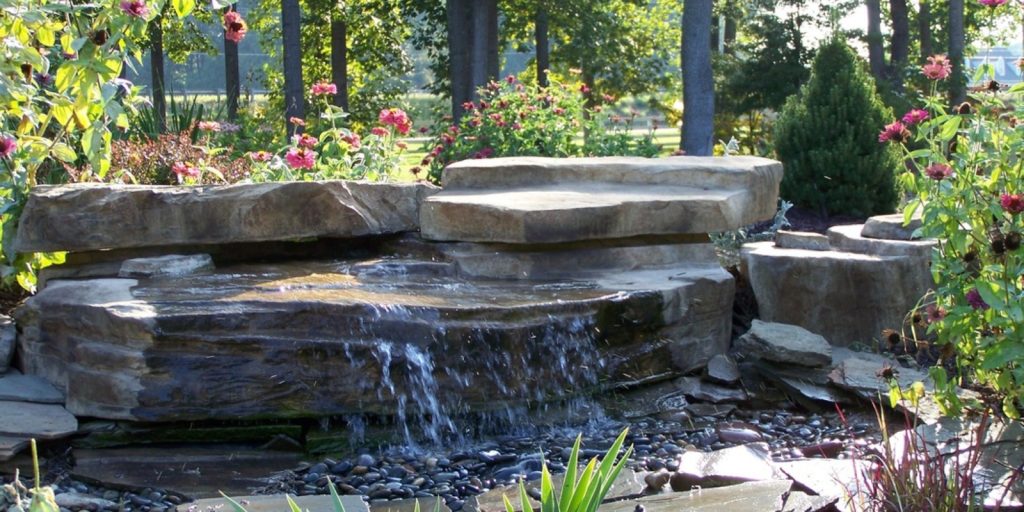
[119,254,214,278]
[72,446,304,499]
[736,320,832,367]
[191,493,370,512]
[16,181,438,253]
[828,224,935,259]
[0,401,77,439]
[775,231,830,251]
[0,436,30,462]
[468,470,648,511]
[670,443,780,491]
[861,213,922,240]
[602,479,794,512]
[777,459,858,502]
[0,371,65,403]
[705,354,740,385]
[422,156,783,244]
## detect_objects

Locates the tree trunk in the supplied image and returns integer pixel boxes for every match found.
[866,0,885,81]
[469,0,497,91]
[724,16,736,55]
[918,0,932,61]
[447,0,497,121]
[447,0,470,120]
[281,0,304,136]
[535,5,549,87]
[888,0,909,91]
[331,16,349,111]
[681,0,714,156]
[149,17,166,134]
[224,5,240,121]
[949,0,965,104]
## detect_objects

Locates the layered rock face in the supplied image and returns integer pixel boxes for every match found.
[16,157,783,423]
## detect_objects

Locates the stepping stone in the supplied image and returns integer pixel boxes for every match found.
[0,401,77,439]
[601,479,794,512]
[775,231,830,251]
[371,497,451,512]
[72,445,304,499]
[421,156,783,244]
[189,493,370,512]
[0,371,65,404]
[861,213,922,241]
[670,443,780,491]
[736,320,832,368]
[777,459,859,500]
[0,315,13,372]
[0,436,30,462]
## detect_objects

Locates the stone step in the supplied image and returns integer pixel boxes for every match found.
[0,400,77,439]
[0,370,65,404]
[16,181,438,253]
[422,156,783,244]
[0,436,30,462]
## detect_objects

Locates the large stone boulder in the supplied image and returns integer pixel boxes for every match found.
[16,181,438,253]
[420,156,783,244]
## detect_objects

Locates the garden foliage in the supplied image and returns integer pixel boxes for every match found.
[888,54,1024,418]
[774,37,901,218]
[422,76,659,183]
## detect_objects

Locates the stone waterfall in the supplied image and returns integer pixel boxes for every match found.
[13,156,783,443]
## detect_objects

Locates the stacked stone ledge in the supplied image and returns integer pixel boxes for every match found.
[13,157,782,422]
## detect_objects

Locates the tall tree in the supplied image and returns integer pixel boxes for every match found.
[535,5,549,87]
[447,0,498,120]
[918,0,932,60]
[888,0,909,91]
[948,0,965,104]
[149,17,166,133]
[330,14,348,111]
[681,0,714,156]
[865,0,885,81]
[281,0,304,135]
[224,6,240,121]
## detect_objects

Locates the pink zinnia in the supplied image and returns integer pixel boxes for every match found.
[223,11,247,43]
[197,121,221,132]
[310,81,337,97]
[0,136,16,158]
[341,133,361,149]
[902,109,929,125]
[878,121,911,143]
[120,0,148,17]
[293,133,317,149]
[979,0,1007,6]
[289,117,305,126]
[966,289,989,310]
[249,151,272,162]
[378,108,413,135]
[1001,193,1024,214]
[370,126,388,137]
[171,162,200,180]
[924,163,953,181]
[922,55,952,80]
[285,148,316,169]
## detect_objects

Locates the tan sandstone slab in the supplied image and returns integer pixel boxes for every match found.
[421,156,783,244]
[16,181,438,253]
[0,401,77,439]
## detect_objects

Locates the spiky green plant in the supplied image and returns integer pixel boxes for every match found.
[503,428,633,512]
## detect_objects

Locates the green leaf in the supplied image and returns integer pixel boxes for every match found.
[27,487,59,512]
[518,478,532,512]
[502,495,516,512]
[558,434,581,510]
[939,116,961,140]
[172,0,195,18]
[981,343,1024,370]
[50,143,77,163]
[218,493,249,512]
[326,480,346,512]
[285,495,302,512]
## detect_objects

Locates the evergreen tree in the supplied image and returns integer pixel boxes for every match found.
[774,37,900,218]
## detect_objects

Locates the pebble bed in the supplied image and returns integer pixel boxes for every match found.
[0,409,880,512]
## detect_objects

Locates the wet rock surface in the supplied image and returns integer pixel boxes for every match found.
[735,321,832,368]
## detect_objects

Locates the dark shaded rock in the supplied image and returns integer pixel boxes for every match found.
[0,436,29,462]
[16,181,437,253]
[119,254,214,278]
[675,376,748,404]
[54,492,117,511]
[684,403,736,419]
[73,422,303,449]
[736,320,832,368]
[644,469,671,492]
[715,422,764,444]
[669,443,778,491]
[704,354,740,385]
[0,315,13,372]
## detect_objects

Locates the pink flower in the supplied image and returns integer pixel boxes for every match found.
[1001,193,1024,214]
[378,108,412,135]
[120,0,148,17]
[341,133,361,149]
[472,147,494,159]
[553,107,565,115]
[878,121,911,143]
[285,148,316,169]
[579,84,591,94]
[293,133,317,149]
[902,109,929,125]
[289,117,305,126]
[926,304,947,323]
[924,163,953,181]
[462,101,476,111]
[418,126,429,134]
[505,75,516,84]
[370,126,388,137]
[396,141,408,150]
[979,0,1007,6]
[223,11,247,43]
[249,151,272,162]
[922,55,952,80]
[310,81,337,97]
[197,121,221,132]
[171,162,200,180]
[965,288,989,310]
[602,93,616,103]
[0,136,16,158]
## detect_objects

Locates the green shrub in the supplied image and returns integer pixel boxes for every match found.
[774,37,901,217]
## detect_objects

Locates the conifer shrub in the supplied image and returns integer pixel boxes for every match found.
[774,37,901,217]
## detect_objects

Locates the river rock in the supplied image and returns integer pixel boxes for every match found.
[860,213,922,241]
[674,376,747,403]
[421,156,783,243]
[669,443,779,491]
[15,181,438,253]
[0,315,13,372]
[741,242,930,347]
[54,492,117,511]
[118,254,214,278]
[735,320,832,367]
